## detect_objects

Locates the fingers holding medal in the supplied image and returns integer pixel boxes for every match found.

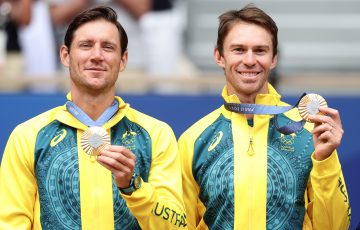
[298,93,328,122]
[298,93,341,129]
[80,126,136,188]
[298,93,343,160]
[97,145,136,188]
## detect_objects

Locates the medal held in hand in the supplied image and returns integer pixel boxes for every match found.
[224,92,328,134]
[81,126,110,156]
[298,93,328,122]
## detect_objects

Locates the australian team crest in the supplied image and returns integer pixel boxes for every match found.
[121,130,137,151]
[279,133,295,153]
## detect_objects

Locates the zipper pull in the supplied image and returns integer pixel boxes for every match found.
[247,137,255,156]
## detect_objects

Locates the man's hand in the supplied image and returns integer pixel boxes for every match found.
[97,145,136,188]
[308,107,344,161]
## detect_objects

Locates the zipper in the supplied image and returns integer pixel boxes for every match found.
[247,136,255,156]
[247,125,254,227]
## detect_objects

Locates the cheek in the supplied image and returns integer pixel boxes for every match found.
[72,51,91,61]
[227,55,241,68]
[104,54,119,64]
[259,57,275,69]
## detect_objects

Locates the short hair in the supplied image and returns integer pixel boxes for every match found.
[64,6,128,56]
[216,4,278,57]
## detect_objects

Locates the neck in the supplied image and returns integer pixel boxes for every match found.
[237,94,257,104]
[71,91,115,121]
[228,84,269,105]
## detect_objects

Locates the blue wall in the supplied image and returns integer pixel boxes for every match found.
[0,94,359,229]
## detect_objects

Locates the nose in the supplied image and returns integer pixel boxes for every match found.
[90,45,104,61]
[243,51,256,66]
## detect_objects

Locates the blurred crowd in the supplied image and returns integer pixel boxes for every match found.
[0,0,188,92]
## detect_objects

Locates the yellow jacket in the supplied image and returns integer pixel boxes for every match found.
[179,85,350,229]
[0,96,187,229]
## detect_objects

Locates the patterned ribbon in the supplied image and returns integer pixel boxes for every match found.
[224,93,306,135]
[66,99,119,126]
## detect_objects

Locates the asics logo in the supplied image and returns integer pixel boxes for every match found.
[50,129,67,147]
[208,131,223,151]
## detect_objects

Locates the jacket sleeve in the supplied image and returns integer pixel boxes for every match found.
[121,123,188,229]
[304,151,351,229]
[0,125,37,229]
[178,134,207,230]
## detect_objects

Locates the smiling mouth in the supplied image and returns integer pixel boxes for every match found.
[87,69,105,71]
[237,71,260,77]
[86,66,106,71]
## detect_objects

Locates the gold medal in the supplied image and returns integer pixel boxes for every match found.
[298,94,327,122]
[80,127,110,156]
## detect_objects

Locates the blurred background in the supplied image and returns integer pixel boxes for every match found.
[0,0,359,228]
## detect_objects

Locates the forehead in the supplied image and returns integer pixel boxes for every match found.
[72,19,120,44]
[224,22,273,48]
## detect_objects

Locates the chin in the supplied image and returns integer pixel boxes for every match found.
[241,85,263,95]
[82,81,106,90]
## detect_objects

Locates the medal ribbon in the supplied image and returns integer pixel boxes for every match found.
[224,93,306,135]
[66,99,119,127]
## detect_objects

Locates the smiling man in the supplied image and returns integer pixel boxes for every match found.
[178,5,350,229]
[0,6,187,229]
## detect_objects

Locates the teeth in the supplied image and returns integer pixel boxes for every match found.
[240,72,258,77]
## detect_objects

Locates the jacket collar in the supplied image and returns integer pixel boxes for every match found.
[57,93,129,130]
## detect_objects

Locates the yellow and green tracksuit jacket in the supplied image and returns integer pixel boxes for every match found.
[0,96,187,230]
[179,85,350,230]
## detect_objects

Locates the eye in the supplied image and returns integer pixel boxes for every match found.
[103,44,115,51]
[255,48,267,55]
[79,42,92,49]
[233,47,245,54]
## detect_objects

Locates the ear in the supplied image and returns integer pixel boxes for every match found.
[60,45,70,68]
[119,50,128,72]
[270,54,278,70]
[214,48,225,69]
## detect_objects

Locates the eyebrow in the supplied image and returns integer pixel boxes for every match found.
[254,45,270,50]
[102,41,117,46]
[77,39,118,47]
[229,44,270,50]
